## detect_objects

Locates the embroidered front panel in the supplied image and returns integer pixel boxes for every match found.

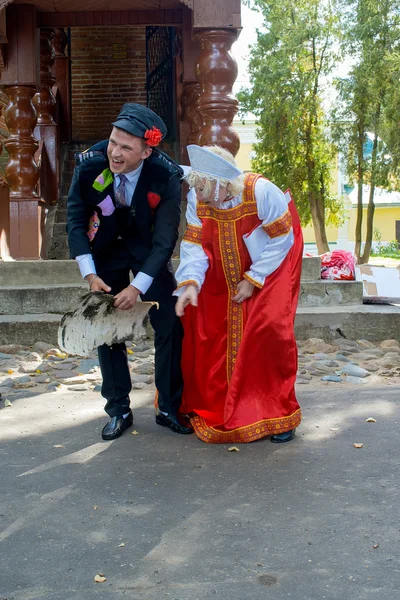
[191,409,302,443]
[183,224,203,246]
[263,210,292,238]
[197,201,258,222]
[218,220,243,382]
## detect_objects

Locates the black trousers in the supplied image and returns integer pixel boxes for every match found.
[95,252,183,418]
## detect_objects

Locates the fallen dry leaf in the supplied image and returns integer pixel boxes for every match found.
[228,446,240,452]
[131,430,139,435]
[353,443,363,448]
[53,444,64,449]
[7,369,13,375]
[372,544,379,549]
[4,399,12,407]
[366,417,376,423]
[94,574,107,583]
[118,542,125,547]
[127,349,134,355]
[93,505,99,510]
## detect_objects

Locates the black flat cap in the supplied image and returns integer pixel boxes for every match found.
[112,103,167,147]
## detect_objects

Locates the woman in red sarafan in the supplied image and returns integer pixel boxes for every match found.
[174,145,304,444]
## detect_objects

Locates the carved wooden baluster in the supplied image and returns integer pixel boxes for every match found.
[33,29,60,258]
[193,29,240,156]
[183,81,203,145]
[33,29,56,125]
[52,27,71,142]
[4,86,39,201]
[180,80,203,163]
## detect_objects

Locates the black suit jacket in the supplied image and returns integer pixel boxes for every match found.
[66,140,183,279]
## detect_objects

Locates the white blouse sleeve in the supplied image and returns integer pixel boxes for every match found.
[243,178,294,288]
[173,188,209,297]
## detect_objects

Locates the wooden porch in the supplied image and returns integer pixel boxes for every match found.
[0,0,241,260]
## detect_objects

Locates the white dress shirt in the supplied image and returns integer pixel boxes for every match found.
[75,162,154,294]
[174,178,294,295]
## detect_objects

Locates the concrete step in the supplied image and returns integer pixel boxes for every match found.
[0,314,61,346]
[170,256,322,282]
[295,304,400,342]
[298,280,363,307]
[0,284,87,315]
[0,260,82,285]
[300,256,321,281]
[47,238,70,260]
[55,208,67,223]
[2,304,399,347]
[53,222,67,238]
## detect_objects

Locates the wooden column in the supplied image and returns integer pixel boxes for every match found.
[52,28,71,143]
[178,7,202,164]
[0,138,11,260]
[193,28,240,156]
[1,4,41,259]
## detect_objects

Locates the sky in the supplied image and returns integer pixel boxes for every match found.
[231,3,260,96]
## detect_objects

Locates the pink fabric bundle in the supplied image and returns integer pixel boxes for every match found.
[320,250,356,280]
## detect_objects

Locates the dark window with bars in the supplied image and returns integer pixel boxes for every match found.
[146,26,176,143]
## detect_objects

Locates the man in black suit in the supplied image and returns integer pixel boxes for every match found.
[66,104,192,439]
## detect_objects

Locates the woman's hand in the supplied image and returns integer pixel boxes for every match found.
[175,284,198,317]
[233,279,255,303]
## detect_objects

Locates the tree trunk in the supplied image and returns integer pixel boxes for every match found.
[354,125,364,261]
[360,132,379,264]
[309,192,330,254]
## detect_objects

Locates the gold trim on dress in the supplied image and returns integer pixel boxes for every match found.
[175,279,199,290]
[191,409,302,443]
[218,220,243,382]
[263,210,292,238]
[183,224,203,245]
[243,272,263,289]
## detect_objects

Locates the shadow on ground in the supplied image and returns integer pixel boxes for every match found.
[0,383,399,600]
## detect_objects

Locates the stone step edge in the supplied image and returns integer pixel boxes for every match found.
[3,305,400,323]
[0,284,87,291]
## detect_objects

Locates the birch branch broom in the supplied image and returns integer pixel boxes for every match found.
[58,292,158,357]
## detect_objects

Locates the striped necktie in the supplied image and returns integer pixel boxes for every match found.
[115,173,128,207]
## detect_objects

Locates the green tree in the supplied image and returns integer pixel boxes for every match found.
[333,0,400,264]
[239,0,342,253]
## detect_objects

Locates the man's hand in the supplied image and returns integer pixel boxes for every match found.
[175,284,198,317]
[233,279,255,303]
[85,274,111,293]
[114,285,141,310]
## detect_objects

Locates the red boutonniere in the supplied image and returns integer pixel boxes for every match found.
[147,191,161,210]
[144,126,163,147]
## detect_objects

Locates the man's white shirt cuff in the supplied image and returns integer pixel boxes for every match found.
[131,272,153,294]
[76,254,96,279]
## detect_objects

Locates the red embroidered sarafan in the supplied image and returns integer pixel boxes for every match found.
[144,126,163,147]
[180,173,304,443]
[147,191,161,210]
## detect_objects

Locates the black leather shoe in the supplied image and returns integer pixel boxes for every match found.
[155,412,193,434]
[271,428,296,443]
[102,410,133,440]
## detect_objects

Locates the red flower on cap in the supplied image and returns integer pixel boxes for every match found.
[144,126,163,147]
